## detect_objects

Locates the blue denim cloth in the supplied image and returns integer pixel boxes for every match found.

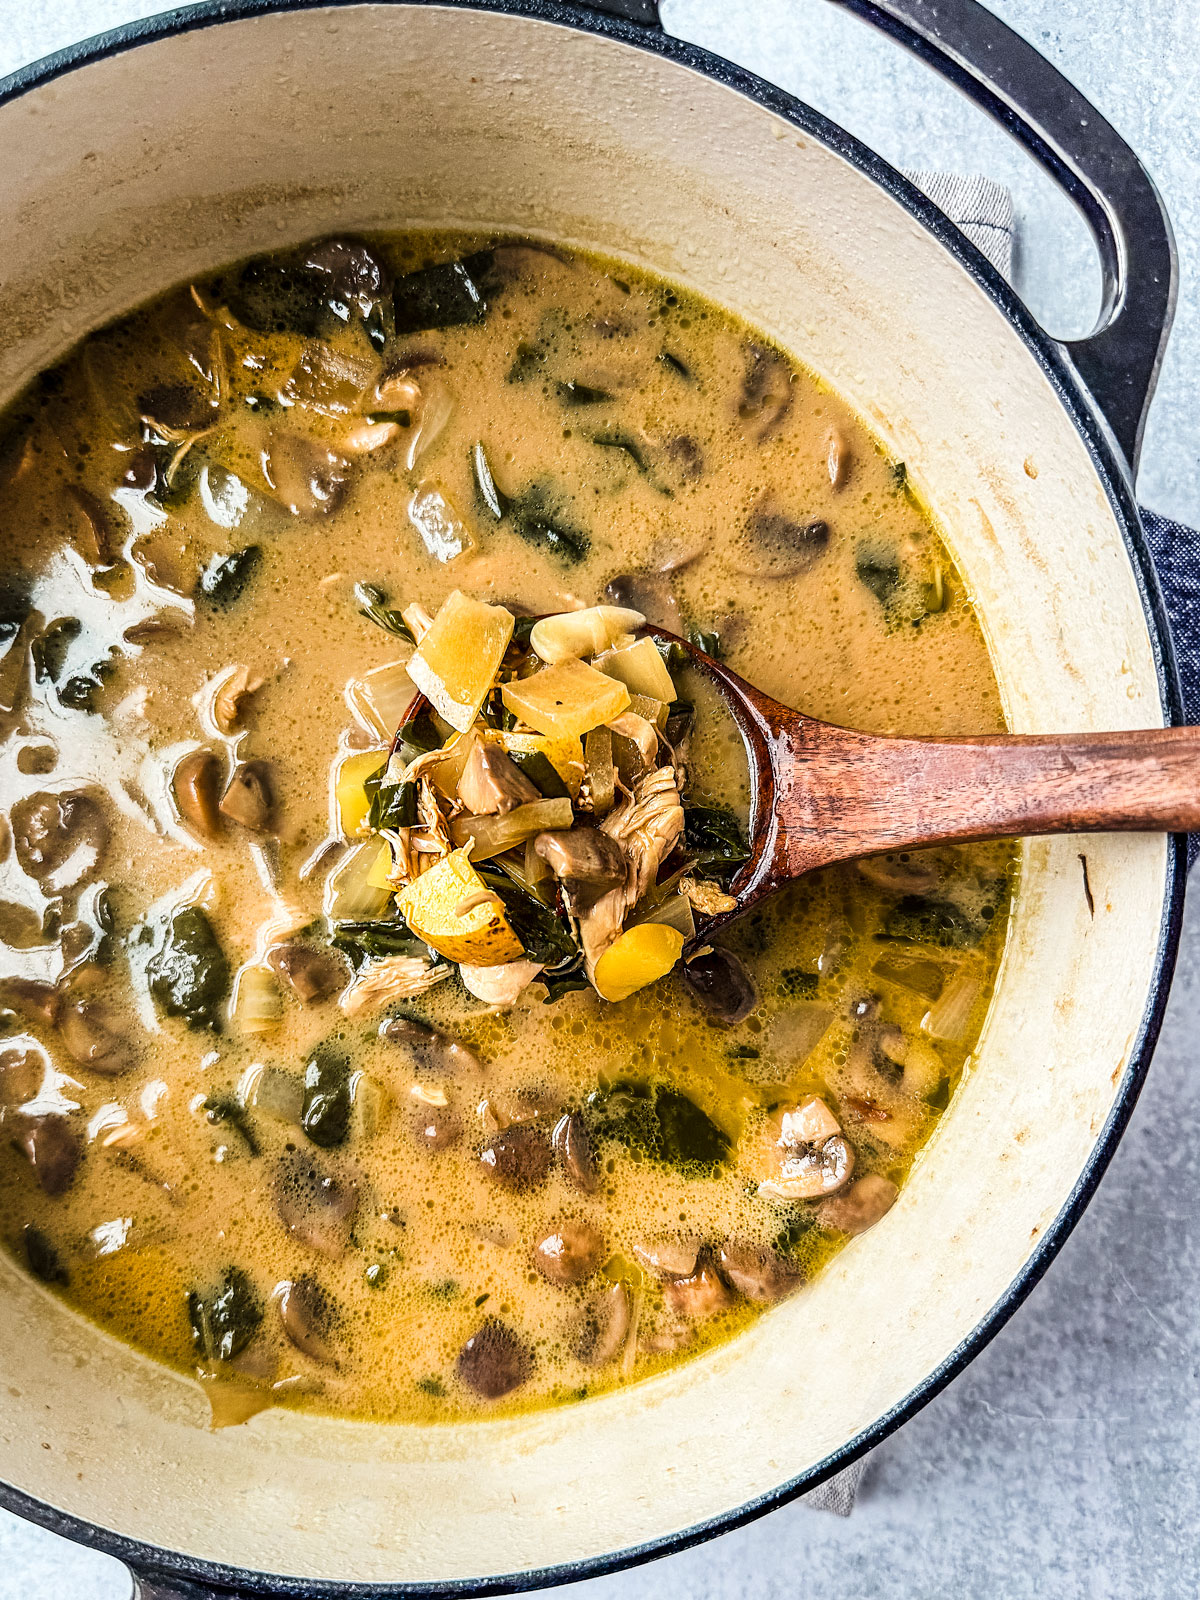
[1140,507,1200,867]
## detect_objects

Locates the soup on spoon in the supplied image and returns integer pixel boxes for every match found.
[0,231,1014,1420]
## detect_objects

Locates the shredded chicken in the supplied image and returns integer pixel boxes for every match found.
[579,765,685,977]
[460,959,544,1007]
[339,954,452,1015]
[680,876,738,916]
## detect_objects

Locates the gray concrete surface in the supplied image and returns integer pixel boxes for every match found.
[0,1,1197,1595]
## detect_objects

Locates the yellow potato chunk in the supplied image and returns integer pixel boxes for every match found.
[396,847,523,966]
[501,659,630,739]
[334,749,388,836]
[592,924,685,1003]
[365,840,395,892]
[406,591,514,732]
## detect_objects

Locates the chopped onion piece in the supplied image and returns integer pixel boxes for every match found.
[407,590,514,731]
[405,374,454,470]
[347,660,420,741]
[501,659,629,739]
[921,971,981,1042]
[238,1063,304,1123]
[584,726,616,817]
[450,798,574,862]
[325,840,393,921]
[529,606,643,665]
[629,888,695,941]
[408,482,477,564]
[594,636,677,702]
[230,964,283,1034]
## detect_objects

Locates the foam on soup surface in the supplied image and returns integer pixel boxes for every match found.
[0,234,1013,1421]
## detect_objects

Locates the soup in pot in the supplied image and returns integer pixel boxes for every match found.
[0,233,1014,1421]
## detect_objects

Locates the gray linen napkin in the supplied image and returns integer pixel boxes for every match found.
[800,169,1013,1517]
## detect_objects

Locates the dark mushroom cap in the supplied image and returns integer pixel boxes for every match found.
[17,1113,81,1196]
[681,947,758,1026]
[456,1320,533,1399]
[11,791,108,893]
[268,944,344,1005]
[479,1123,552,1191]
[532,1219,605,1287]
[172,748,224,839]
[276,1274,336,1364]
[408,1101,462,1151]
[272,1148,358,1256]
[58,996,129,1074]
[552,1111,600,1195]
[718,1241,803,1304]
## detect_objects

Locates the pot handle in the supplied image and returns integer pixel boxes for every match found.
[592,0,1176,474]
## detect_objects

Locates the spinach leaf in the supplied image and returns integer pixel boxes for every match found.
[586,1081,729,1175]
[356,582,415,642]
[31,617,81,683]
[664,700,695,747]
[366,777,419,830]
[393,251,494,334]
[219,238,391,343]
[683,805,750,883]
[188,1267,262,1362]
[302,1045,353,1148]
[507,342,547,383]
[511,484,590,563]
[397,703,444,755]
[774,1210,817,1257]
[658,349,691,380]
[204,1093,260,1156]
[58,653,117,713]
[478,869,578,966]
[855,545,902,609]
[688,629,723,659]
[23,1224,68,1285]
[147,905,230,1030]
[877,894,986,950]
[537,952,590,1004]
[331,919,432,969]
[198,545,262,608]
[507,749,569,799]
[779,968,818,999]
[590,431,672,495]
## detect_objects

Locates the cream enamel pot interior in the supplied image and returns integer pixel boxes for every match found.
[0,2,1186,1594]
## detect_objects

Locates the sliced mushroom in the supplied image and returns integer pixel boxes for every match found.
[380,1016,481,1077]
[681,947,758,1026]
[456,1320,533,1399]
[718,1241,803,1304]
[268,944,344,1005]
[17,1113,81,1195]
[480,1123,552,1191]
[58,996,130,1075]
[817,1173,899,1235]
[740,506,829,580]
[534,827,626,911]
[604,572,682,632]
[262,432,350,518]
[662,1266,733,1320]
[219,760,275,832]
[212,666,264,736]
[172,748,224,838]
[532,1219,605,1287]
[272,1149,358,1256]
[408,1100,462,1150]
[574,1281,632,1367]
[275,1274,336,1363]
[457,742,540,816]
[738,344,793,440]
[0,1044,46,1107]
[826,426,850,490]
[759,1133,854,1201]
[0,980,60,1027]
[780,1096,841,1148]
[552,1111,600,1194]
[856,853,939,895]
[12,791,108,893]
[632,1237,699,1281]
[300,236,390,312]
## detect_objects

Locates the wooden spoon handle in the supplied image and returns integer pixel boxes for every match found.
[772,723,1200,874]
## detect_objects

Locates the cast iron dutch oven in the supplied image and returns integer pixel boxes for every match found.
[0,1,1188,1594]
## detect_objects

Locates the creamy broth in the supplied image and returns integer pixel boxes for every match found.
[0,234,1013,1422]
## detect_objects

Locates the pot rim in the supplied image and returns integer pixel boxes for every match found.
[0,1,1186,1594]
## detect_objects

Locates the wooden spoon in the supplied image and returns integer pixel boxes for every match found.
[651,626,1200,934]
